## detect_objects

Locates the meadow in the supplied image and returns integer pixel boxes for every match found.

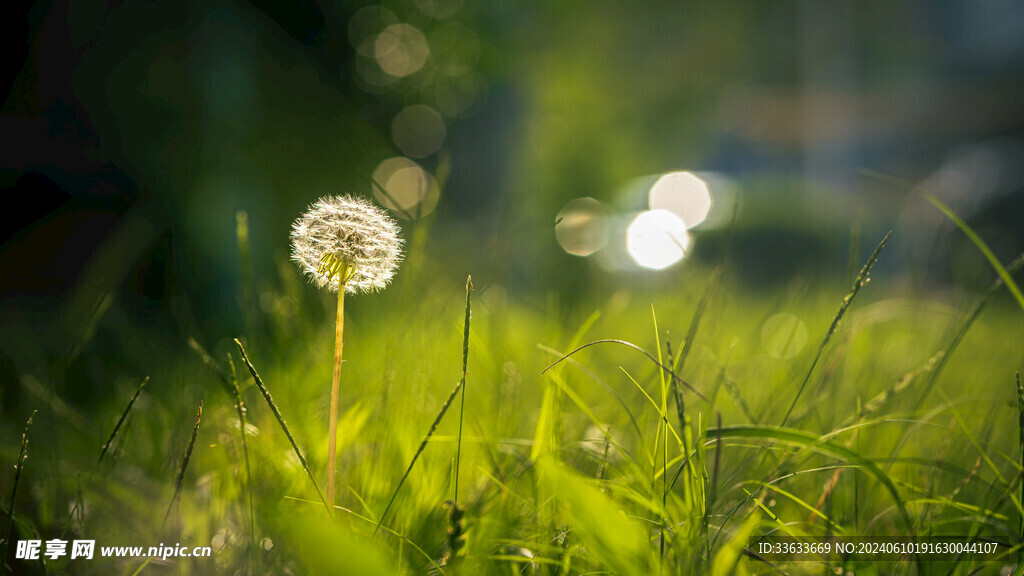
[4,1,1024,574]
[2,208,1023,576]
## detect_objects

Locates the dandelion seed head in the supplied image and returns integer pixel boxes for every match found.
[290,195,404,294]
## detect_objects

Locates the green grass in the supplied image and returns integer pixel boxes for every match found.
[2,235,1023,575]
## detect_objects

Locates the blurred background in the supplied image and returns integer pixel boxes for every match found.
[1,0,1023,412]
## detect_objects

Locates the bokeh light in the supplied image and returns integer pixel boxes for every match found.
[392,105,447,158]
[371,157,439,219]
[347,6,398,48]
[430,71,485,118]
[648,171,712,229]
[430,24,480,77]
[374,24,430,78]
[555,198,610,257]
[761,313,808,359]
[626,209,690,269]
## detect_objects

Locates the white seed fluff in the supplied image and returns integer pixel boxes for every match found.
[290,195,404,294]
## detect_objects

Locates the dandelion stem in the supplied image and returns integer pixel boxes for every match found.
[327,284,346,513]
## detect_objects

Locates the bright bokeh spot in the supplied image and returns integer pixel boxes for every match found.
[626,209,690,269]
[555,198,609,257]
[392,105,446,158]
[761,313,808,359]
[648,171,712,229]
[372,157,439,219]
[375,24,430,78]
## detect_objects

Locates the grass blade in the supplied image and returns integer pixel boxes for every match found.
[234,338,331,516]
[374,379,463,534]
[453,275,473,505]
[227,353,257,568]
[99,377,148,465]
[780,231,891,427]
[865,169,1024,311]
[711,425,915,536]
[542,338,716,409]
[674,267,721,375]
[377,276,474,533]
[163,401,203,530]
[915,252,1024,409]
[921,191,1024,312]
[1011,373,1019,541]
[2,411,36,568]
[188,338,257,561]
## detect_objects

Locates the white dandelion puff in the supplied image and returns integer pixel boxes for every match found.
[290,194,404,294]
[289,194,404,512]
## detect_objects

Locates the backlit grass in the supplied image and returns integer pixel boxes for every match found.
[2,234,1023,575]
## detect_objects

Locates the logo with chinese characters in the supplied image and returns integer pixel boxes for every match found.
[15,539,95,560]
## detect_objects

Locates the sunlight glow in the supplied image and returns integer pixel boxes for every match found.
[555,198,609,257]
[375,24,430,78]
[648,171,712,229]
[626,209,690,270]
[372,157,439,219]
[392,105,446,158]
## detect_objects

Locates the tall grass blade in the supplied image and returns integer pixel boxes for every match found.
[377,277,473,533]
[1017,372,1023,546]
[915,253,1024,409]
[709,425,915,534]
[854,353,941,421]
[187,338,228,385]
[675,268,721,375]
[99,377,148,465]
[865,169,1024,311]
[163,401,203,530]
[376,378,465,534]
[922,192,1024,312]
[2,411,35,568]
[187,338,257,562]
[227,353,257,568]
[453,275,473,505]
[780,231,891,427]
[234,339,331,516]
[542,338,716,408]
[538,343,646,446]
[62,377,147,541]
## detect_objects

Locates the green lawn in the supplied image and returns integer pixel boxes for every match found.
[3,232,1023,576]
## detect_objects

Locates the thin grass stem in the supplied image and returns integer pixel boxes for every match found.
[234,338,331,516]
[227,353,257,568]
[376,378,465,534]
[864,169,1024,311]
[163,401,203,531]
[187,338,257,562]
[453,275,473,505]
[1018,372,1023,547]
[99,377,148,465]
[915,252,1024,409]
[2,411,35,568]
[780,231,891,427]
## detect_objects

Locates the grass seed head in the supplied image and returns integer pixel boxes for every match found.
[290,194,404,294]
